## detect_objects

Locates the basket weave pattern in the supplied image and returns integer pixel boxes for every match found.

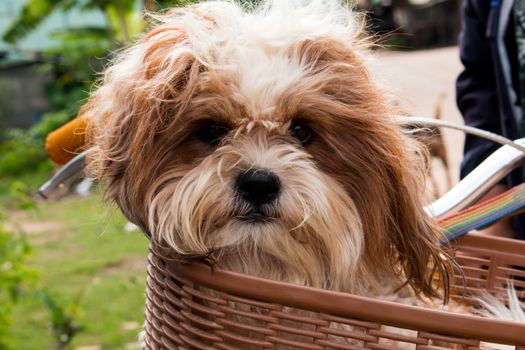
[144,234,525,349]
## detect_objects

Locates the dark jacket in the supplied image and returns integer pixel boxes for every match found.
[456,0,525,238]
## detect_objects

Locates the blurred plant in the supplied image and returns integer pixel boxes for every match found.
[0,217,38,350]
[2,0,143,46]
[150,0,200,10]
[0,129,51,178]
[0,0,205,181]
[2,0,199,112]
[40,291,84,350]
[2,0,211,45]
[0,112,69,177]
[8,182,39,211]
[4,0,140,119]
[1,1,144,181]
[0,183,85,350]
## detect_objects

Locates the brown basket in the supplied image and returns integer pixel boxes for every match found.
[144,233,525,349]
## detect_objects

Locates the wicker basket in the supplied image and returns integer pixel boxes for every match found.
[144,233,525,349]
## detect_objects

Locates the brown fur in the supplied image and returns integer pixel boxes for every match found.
[82,1,453,304]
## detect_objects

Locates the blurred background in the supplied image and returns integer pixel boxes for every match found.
[0,1,464,349]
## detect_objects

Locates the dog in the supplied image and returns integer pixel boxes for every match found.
[77,0,522,347]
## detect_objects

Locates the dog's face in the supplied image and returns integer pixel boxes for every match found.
[84,1,451,298]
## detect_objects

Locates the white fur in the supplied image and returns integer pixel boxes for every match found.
[477,286,525,350]
[478,286,525,323]
[147,0,368,117]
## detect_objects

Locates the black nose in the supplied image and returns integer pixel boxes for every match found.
[236,169,280,205]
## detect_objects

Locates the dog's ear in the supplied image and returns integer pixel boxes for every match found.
[362,139,453,302]
[311,116,453,300]
[383,175,453,302]
[291,37,454,299]
[80,15,201,230]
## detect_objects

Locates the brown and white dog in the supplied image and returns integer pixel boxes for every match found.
[79,0,521,344]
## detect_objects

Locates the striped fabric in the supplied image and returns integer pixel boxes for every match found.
[438,183,525,243]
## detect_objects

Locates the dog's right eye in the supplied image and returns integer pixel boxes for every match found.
[290,121,313,145]
[196,121,230,146]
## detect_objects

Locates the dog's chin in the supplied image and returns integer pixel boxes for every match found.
[234,204,280,224]
[207,211,285,248]
[238,212,274,223]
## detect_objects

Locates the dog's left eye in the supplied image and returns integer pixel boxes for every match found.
[290,121,313,145]
[196,122,230,146]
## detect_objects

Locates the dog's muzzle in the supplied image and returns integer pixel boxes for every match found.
[234,169,281,223]
[235,168,280,205]
[235,169,281,222]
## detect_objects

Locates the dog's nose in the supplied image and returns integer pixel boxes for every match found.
[236,169,280,205]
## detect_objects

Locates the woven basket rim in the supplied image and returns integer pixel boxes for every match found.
[153,233,525,346]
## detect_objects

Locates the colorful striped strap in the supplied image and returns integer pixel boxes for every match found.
[438,183,525,243]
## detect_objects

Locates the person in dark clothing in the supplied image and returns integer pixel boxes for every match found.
[456,0,525,239]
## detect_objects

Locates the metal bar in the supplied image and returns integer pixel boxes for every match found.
[38,149,91,199]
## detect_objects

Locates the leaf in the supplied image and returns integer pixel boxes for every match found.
[155,0,199,8]
[39,291,85,347]
[0,226,38,347]
[104,0,144,43]
[2,0,65,44]
[49,26,111,40]
[8,182,38,211]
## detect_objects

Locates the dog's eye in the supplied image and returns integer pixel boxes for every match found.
[196,121,230,146]
[290,121,313,145]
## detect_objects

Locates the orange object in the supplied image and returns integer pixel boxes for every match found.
[45,117,91,165]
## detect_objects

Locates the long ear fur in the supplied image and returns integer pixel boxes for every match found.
[291,37,454,301]
[385,161,453,302]
[81,12,201,231]
[340,126,453,301]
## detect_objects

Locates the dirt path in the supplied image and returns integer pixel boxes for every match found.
[4,210,64,235]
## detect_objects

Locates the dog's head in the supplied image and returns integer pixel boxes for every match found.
[84,1,451,298]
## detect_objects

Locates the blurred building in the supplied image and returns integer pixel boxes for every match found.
[358,0,462,48]
[0,52,52,129]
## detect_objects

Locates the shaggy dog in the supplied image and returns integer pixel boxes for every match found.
[77,0,521,347]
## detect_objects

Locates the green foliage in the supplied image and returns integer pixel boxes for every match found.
[33,112,73,137]
[0,2,106,179]
[0,0,145,181]
[2,0,63,44]
[0,0,207,180]
[0,189,85,350]
[0,1,154,348]
[0,108,79,177]
[8,195,148,349]
[0,128,52,178]
[3,0,143,45]
[8,182,39,212]
[42,26,113,115]
[0,220,38,350]
[40,291,84,350]
[0,112,71,177]
[155,0,200,8]
[103,0,144,43]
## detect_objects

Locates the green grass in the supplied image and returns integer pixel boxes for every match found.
[0,170,53,207]
[6,192,149,350]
